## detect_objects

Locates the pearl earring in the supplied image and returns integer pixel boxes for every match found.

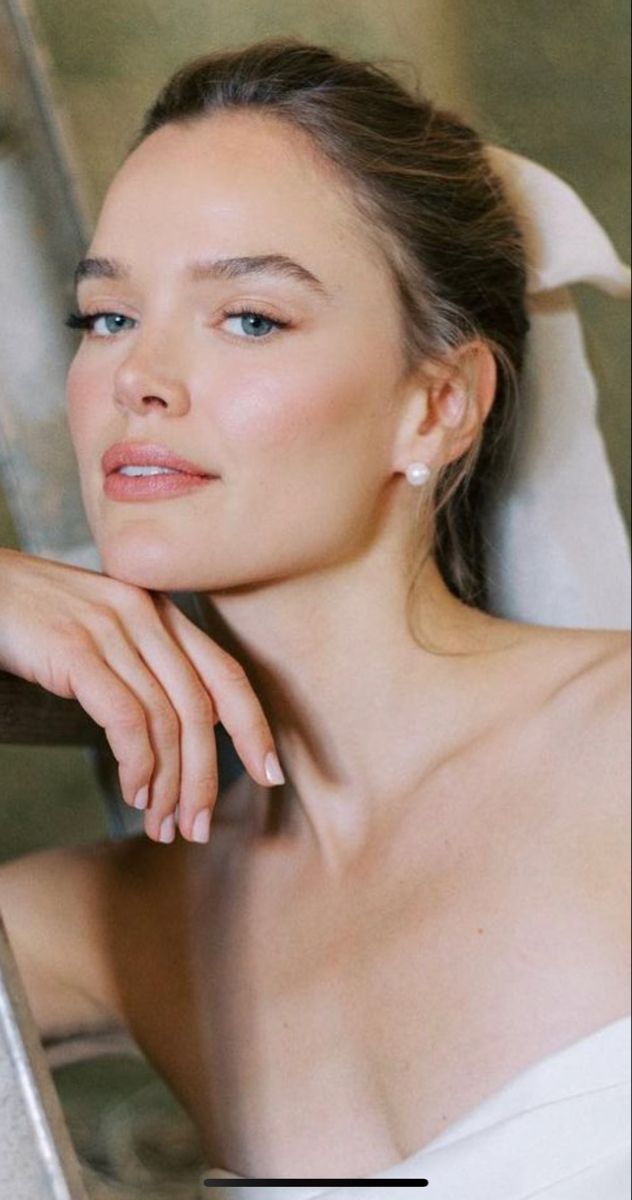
[405,461,431,486]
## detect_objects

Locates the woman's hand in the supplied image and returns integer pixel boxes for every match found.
[0,547,284,844]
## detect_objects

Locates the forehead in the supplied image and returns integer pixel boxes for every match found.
[94,111,386,287]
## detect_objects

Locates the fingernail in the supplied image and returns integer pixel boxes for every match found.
[133,786,149,810]
[159,815,176,843]
[191,809,211,843]
[264,750,285,786]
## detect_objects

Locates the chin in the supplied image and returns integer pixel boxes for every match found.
[100,553,182,591]
[97,531,247,593]
[98,531,196,592]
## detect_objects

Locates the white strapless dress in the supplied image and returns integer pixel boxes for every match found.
[199,1014,630,1199]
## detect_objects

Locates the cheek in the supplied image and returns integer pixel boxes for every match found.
[212,350,394,561]
[65,356,114,540]
[66,357,100,454]
[214,350,386,463]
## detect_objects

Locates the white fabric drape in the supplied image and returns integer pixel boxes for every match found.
[483,147,631,629]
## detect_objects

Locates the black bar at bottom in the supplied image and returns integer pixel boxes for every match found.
[203,1181,429,1188]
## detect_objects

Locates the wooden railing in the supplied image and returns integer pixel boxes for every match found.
[0,669,101,746]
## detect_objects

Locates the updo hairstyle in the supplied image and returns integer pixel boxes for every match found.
[134,38,530,644]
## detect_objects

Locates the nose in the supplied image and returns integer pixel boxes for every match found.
[113,342,191,417]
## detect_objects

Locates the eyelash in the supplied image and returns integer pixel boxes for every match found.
[64,305,291,340]
[65,311,128,333]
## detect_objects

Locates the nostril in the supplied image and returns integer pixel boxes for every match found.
[113,374,190,414]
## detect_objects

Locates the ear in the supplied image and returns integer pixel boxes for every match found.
[393,341,497,476]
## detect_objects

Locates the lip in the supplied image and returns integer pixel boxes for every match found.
[104,471,216,502]
[102,441,216,478]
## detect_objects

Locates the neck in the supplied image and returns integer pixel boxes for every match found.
[201,547,516,871]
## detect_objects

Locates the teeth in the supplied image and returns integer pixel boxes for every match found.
[118,466,181,477]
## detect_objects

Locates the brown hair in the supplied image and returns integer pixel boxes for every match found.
[134,37,530,645]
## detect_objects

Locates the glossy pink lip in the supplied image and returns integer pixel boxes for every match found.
[101,441,215,478]
[104,471,216,502]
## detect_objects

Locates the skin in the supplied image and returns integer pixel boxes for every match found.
[0,109,628,1177]
[67,108,515,861]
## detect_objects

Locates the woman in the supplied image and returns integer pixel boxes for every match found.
[0,38,629,1195]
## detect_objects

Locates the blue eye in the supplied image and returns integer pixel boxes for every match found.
[65,311,135,337]
[222,309,289,340]
[92,313,135,337]
[64,307,290,341]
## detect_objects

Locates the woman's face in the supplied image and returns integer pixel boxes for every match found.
[67,111,411,591]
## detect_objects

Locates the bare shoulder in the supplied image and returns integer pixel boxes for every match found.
[0,765,250,1042]
[502,621,629,733]
[540,626,630,789]
[0,836,136,1041]
[0,828,200,1043]
[551,625,629,699]
[513,624,630,817]
[527,627,630,964]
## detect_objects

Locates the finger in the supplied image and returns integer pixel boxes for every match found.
[154,596,284,790]
[66,644,155,810]
[92,632,186,843]
[130,620,220,843]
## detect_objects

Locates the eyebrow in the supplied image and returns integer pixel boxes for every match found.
[74,253,330,297]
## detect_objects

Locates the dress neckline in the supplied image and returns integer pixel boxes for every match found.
[373,1011,631,1173]
[204,1012,630,1187]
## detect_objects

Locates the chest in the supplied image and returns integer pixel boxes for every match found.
[140,785,610,1179]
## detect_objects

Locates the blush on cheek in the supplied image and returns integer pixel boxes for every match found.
[67,361,120,514]
[214,375,305,444]
[219,354,364,445]
[66,363,96,452]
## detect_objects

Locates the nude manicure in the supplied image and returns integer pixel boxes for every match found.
[159,815,176,843]
[264,750,285,786]
[192,809,211,843]
[133,786,149,810]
